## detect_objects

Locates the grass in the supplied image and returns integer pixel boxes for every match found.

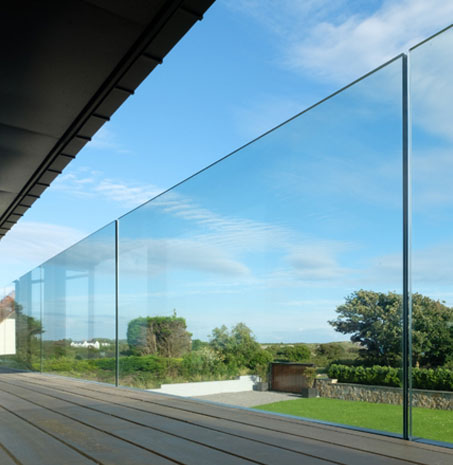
[254,397,453,443]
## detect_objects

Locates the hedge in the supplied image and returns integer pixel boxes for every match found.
[40,353,240,383]
[328,364,400,387]
[328,364,453,391]
[412,367,453,391]
[42,355,182,376]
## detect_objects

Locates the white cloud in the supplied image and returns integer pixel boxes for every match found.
[119,191,361,287]
[229,0,453,84]
[410,28,453,142]
[52,169,162,208]
[87,126,131,154]
[0,221,86,285]
[151,192,294,253]
[94,180,161,207]
[119,237,249,277]
[288,244,351,281]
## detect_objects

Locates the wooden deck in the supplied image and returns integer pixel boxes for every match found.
[0,372,451,465]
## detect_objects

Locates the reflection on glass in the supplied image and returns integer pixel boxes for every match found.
[118,57,404,435]
[0,270,42,372]
[0,284,17,366]
[41,223,116,383]
[15,268,43,371]
[411,26,453,444]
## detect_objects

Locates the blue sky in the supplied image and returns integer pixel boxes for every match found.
[2,1,453,342]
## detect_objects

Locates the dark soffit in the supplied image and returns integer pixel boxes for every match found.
[0,0,214,240]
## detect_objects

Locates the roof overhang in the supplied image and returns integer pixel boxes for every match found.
[0,0,214,240]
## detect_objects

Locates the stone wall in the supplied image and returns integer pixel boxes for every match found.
[314,378,453,410]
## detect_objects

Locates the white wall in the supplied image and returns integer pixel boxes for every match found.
[148,375,258,397]
[0,319,16,355]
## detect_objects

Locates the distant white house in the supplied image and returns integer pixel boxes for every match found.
[70,340,111,350]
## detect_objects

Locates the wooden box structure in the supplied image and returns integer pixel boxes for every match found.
[270,362,315,393]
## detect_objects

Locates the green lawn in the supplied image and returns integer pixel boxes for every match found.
[254,397,453,444]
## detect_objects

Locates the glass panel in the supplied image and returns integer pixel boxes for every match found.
[41,223,116,383]
[119,57,404,435]
[410,26,453,445]
[14,268,43,371]
[0,283,18,369]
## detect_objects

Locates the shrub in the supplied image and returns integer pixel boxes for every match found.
[328,364,453,391]
[181,347,225,380]
[328,364,401,387]
[412,367,453,391]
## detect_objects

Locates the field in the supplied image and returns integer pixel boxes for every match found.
[254,397,453,443]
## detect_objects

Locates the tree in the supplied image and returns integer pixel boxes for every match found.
[412,293,453,367]
[127,313,191,357]
[329,290,453,367]
[209,322,266,369]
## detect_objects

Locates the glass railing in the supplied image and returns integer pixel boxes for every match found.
[410,26,453,445]
[1,24,452,447]
[40,222,117,384]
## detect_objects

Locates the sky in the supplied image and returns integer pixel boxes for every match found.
[1,1,453,343]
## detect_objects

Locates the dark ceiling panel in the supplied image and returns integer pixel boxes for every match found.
[0,1,141,137]
[0,0,215,241]
[117,55,161,92]
[0,124,58,193]
[78,115,111,140]
[84,0,169,25]
[145,7,200,59]
[0,192,17,212]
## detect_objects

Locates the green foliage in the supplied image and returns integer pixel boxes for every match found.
[277,344,311,362]
[14,302,43,370]
[302,366,317,387]
[180,347,237,380]
[252,349,274,381]
[328,364,401,387]
[118,355,181,379]
[41,351,242,389]
[127,314,191,357]
[266,344,311,362]
[329,290,453,367]
[316,343,346,360]
[329,291,402,366]
[209,322,263,369]
[412,367,453,391]
[191,339,209,351]
[412,294,453,367]
[328,364,453,391]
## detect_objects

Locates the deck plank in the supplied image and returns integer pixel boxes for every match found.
[0,387,176,465]
[0,442,26,465]
[18,372,453,465]
[0,378,334,465]
[2,372,452,465]
[0,406,95,465]
[2,375,424,465]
